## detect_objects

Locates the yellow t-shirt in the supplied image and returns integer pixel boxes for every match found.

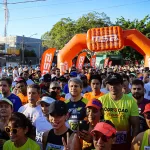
[3,138,40,150]
[99,93,139,131]
[99,93,139,144]
[83,92,104,101]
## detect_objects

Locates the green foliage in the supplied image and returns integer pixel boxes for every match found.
[41,12,112,49]
[115,15,150,63]
[41,12,150,63]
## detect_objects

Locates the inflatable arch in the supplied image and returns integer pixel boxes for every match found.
[57,26,150,74]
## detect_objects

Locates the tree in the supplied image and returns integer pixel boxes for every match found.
[115,15,150,63]
[41,12,112,49]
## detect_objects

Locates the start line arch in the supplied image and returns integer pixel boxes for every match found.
[57,26,150,74]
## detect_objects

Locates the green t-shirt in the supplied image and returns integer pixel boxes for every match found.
[3,138,40,150]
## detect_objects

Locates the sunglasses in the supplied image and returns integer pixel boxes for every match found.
[5,126,18,134]
[51,87,61,90]
[144,113,150,119]
[93,132,109,142]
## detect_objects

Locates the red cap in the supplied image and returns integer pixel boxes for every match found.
[143,103,150,114]
[86,98,102,110]
[91,122,116,137]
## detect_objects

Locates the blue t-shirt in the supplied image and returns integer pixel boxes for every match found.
[63,84,69,94]
[7,93,22,112]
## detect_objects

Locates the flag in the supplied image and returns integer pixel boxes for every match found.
[76,52,87,70]
[90,55,96,68]
[104,57,109,68]
[40,48,56,75]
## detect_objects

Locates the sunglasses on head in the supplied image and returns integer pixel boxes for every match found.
[5,126,18,134]
[51,87,61,90]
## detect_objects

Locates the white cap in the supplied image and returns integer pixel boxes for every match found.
[37,96,55,105]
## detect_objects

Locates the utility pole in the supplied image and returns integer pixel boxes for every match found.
[3,0,8,37]
[22,35,24,65]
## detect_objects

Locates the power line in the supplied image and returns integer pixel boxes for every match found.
[0,0,94,11]
[8,0,150,22]
[0,0,46,5]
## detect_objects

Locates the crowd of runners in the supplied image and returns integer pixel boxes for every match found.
[0,64,150,150]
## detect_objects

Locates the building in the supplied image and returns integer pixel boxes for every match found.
[0,35,43,66]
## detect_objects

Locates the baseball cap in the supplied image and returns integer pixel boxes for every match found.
[49,101,68,116]
[37,96,55,105]
[143,103,150,114]
[43,74,51,82]
[91,122,116,137]
[106,73,123,84]
[86,99,102,110]
[14,77,26,83]
[0,98,13,107]
[70,71,77,77]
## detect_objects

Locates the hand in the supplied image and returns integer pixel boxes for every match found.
[62,132,81,150]
[79,130,93,143]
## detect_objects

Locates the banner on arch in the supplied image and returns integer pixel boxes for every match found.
[104,57,109,68]
[109,61,112,67]
[40,48,56,75]
[90,55,96,68]
[76,52,87,70]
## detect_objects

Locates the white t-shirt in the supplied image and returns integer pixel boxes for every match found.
[144,82,150,100]
[13,69,19,79]
[18,67,23,75]
[34,116,52,149]
[18,103,43,124]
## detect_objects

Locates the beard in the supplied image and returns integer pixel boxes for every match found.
[132,93,144,99]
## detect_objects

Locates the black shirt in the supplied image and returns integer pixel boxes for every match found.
[46,128,73,150]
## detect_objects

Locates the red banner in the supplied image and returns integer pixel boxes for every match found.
[90,55,96,68]
[40,48,56,75]
[104,57,109,68]
[76,52,87,70]
[109,61,112,67]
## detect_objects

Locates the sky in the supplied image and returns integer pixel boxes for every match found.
[0,0,150,39]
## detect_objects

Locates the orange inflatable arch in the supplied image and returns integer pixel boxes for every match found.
[58,26,150,74]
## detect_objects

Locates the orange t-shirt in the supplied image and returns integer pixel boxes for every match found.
[17,93,28,105]
[83,92,104,101]
[57,95,65,101]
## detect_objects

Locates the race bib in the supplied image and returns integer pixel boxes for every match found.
[144,146,150,150]
[115,131,127,144]
[68,120,78,131]
[46,143,64,150]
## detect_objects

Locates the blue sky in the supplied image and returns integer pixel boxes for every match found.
[0,0,150,39]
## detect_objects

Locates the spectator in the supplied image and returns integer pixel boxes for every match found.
[0,98,13,149]
[3,112,40,150]
[18,84,43,124]
[15,77,28,105]
[84,75,104,100]
[42,101,73,150]
[131,79,150,132]
[66,77,88,131]
[0,77,22,112]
